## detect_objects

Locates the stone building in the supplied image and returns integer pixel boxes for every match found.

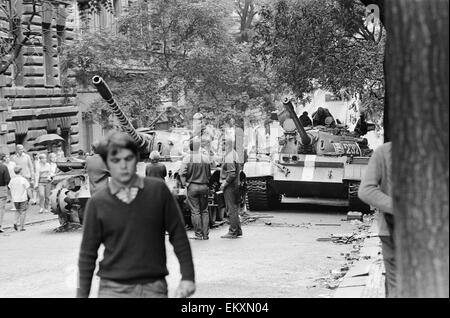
[0,0,80,156]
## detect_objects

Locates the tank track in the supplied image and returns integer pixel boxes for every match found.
[245,177,281,211]
[347,180,372,214]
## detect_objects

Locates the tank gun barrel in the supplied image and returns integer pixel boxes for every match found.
[282,98,311,145]
[92,76,148,150]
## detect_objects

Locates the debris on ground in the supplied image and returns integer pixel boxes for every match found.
[347,211,363,221]
[315,223,341,226]
[239,214,274,226]
[316,214,376,292]
[265,221,312,228]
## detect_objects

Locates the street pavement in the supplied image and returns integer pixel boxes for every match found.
[0,205,380,298]
[1,201,58,231]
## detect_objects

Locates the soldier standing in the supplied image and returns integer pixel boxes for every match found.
[220,138,242,239]
[180,137,212,240]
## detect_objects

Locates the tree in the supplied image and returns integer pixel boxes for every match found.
[68,0,276,129]
[0,0,39,76]
[384,0,449,297]
[251,0,385,123]
[235,0,257,42]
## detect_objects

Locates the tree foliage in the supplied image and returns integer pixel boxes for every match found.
[0,0,39,76]
[251,0,385,120]
[67,0,277,128]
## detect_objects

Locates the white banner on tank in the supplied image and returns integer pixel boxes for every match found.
[301,155,316,181]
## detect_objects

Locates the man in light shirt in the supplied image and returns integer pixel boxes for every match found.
[358,142,395,297]
[8,166,31,231]
[11,144,34,184]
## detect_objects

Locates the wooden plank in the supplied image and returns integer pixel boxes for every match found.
[338,276,368,288]
[345,260,372,277]
[8,96,76,108]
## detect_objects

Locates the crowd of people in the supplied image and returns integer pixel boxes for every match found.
[0,144,70,232]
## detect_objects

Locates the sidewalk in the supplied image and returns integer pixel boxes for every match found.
[1,201,58,231]
[333,220,385,298]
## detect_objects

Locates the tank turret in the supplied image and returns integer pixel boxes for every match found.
[282,98,312,146]
[92,75,154,157]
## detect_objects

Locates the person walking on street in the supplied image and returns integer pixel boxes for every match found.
[8,167,31,231]
[180,137,212,240]
[220,138,242,239]
[0,153,11,233]
[77,131,195,298]
[358,142,395,298]
[35,154,53,213]
[11,144,34,190]
[145,151,167,180]
[85,142,110,195]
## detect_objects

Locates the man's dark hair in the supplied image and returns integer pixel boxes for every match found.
[303,111,308,115]
[97,131,140,164]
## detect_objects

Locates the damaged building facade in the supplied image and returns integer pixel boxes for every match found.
[0,0,79,156]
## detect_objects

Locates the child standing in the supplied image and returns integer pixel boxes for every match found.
[8,166,31,231]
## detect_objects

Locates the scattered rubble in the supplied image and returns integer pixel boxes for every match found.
[265,221,312,228]
[347,211,363,221]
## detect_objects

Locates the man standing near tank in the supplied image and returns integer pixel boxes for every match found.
[180,137,212,240]
[220,138,242,239]
[145,150,167,180]
[85,141,110,195]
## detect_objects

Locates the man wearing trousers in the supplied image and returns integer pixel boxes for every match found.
[220,138,242,239]
[358,142,395,297]
[180,137,212,240]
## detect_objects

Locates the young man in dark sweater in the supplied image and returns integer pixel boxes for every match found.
[77,131,195,298]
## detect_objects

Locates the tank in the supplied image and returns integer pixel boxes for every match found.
[243,98,372,213]
[48,160,90,232]
[49,76,191,230]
